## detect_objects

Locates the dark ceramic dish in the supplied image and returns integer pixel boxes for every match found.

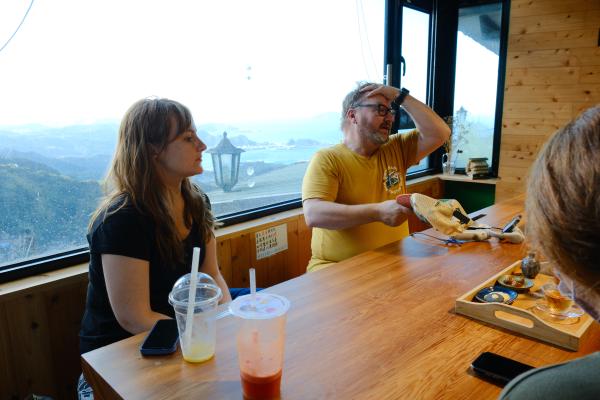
[496,274,534,292]
[474,285,518,305]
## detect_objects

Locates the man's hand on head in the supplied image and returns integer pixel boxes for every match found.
[377,199,412,227]
[360,84,399,102]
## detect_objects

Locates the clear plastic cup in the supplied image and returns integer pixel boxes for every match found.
[229,293,290,400]
[168,272,222,363]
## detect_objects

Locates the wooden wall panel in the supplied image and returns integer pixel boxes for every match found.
[502,118,563,135]
[45,280,88,399]
[296,217,312,280]
[503,84,600,103]
[0,279,87,400]
[0,303,18,400]
[220,217,305,288]
[506,47,600,68]
[510,10,600,34]
[5,292,56,398]
[497,0,600,201]
[229,234,251,288]
[500,134,547,152]
[508,29,598,51]
[501,102,572,119]
[216,239,232,284]
[580,66,600,83]
[510,0,598,18]
[506,66,579,86]
[282,220,299,283]
[249,231,270,287]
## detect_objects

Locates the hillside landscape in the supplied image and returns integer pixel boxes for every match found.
[0,115,339,266]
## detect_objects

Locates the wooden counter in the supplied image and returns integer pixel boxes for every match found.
[81,195,600,399]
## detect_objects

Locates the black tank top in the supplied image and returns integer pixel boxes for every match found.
[79,200,207,354]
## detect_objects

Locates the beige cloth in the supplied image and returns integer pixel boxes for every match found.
[409,193,473,235]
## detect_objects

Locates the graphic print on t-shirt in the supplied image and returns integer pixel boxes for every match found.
[382,166,404,195]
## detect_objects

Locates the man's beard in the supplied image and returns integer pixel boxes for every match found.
[366,124,391,145]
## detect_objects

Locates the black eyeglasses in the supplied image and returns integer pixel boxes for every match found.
[354,103,396,117]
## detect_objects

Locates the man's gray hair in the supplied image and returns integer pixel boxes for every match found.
[340,81,377,130]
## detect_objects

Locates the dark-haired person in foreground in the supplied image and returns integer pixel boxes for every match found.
[77,98,232,399]
[302,82,449,272]
[499,104,600,400]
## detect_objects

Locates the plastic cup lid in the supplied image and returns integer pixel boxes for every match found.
[229,293,290,320]
[168,284,222,308]
[168,272,222,308]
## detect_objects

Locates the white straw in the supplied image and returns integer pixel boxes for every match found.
[184,247,201,345]
[250,268,256,303]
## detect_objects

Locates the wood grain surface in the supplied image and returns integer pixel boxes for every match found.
[81,195,600,399]
[497,0,600,201]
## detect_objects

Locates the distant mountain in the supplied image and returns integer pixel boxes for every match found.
[1,149,110,181]
[198,112,342,145]
[0,113,340,157]
[0,113,340,183]
[0,158,101,264]
[287,138,322,146]
[198,131,260,148]
[0,123,120,158]
[0,112,343,266]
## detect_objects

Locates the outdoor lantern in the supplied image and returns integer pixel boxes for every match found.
[455,106,467,124]
[206,132,244,192]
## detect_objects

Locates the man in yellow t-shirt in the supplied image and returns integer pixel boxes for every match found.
[302,83,450,272]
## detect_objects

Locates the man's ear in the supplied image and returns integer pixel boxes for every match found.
[347,109,357,124]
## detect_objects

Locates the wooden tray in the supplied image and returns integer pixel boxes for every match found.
[455,261,594,351]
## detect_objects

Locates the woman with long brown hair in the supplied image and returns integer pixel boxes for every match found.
[78,98,232,398]
[499,104,600,399]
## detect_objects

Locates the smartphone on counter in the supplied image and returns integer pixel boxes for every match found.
[501,214,522,233]
[471,352,534,385]
[140,319,179,356]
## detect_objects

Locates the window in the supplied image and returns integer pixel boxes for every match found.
[192,1,386,217]
[399,5,432,174]
[0,0,385,271]
[0,0,509,280]
[451,1,504,169]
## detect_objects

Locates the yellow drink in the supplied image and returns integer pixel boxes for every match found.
[182,341,215,363]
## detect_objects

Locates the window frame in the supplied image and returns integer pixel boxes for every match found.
[0,0,510,283]
[449,0,510,175]
[385,0,438,175]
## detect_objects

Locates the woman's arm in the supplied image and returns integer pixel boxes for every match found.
[202,235,233,303]
[102,254,169,335]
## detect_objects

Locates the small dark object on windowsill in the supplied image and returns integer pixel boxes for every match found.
[470,173,492,180]
[25,395,54,400]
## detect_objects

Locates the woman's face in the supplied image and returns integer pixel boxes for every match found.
[155,124,207,183]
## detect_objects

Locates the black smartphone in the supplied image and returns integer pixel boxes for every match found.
[140,319,179,356]
[471,213,486,221]
[471,352,534,385]
[502,214,522,233]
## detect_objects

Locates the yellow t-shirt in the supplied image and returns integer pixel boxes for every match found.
[302,131,419,272]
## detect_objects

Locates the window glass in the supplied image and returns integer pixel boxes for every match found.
[0,0,384,267]
[400,6,431,173]
[451,2,502,169]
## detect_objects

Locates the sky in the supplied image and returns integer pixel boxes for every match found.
[0,0,498,127]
